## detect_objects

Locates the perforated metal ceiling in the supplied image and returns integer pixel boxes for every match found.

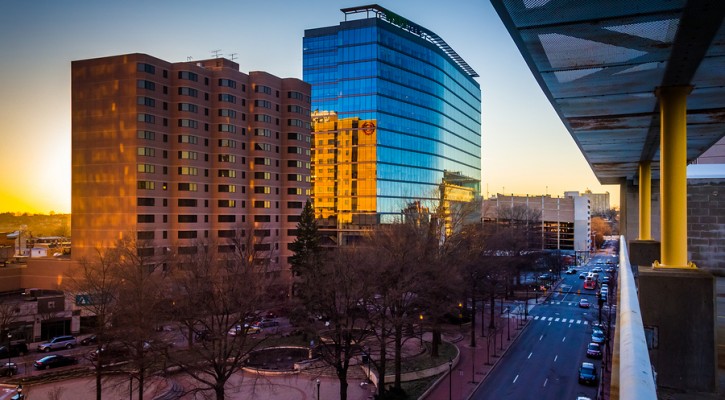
[491,0,725,184]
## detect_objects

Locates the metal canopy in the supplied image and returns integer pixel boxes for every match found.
[491,0,725,184]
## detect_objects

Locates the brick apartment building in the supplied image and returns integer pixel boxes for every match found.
[71,53,311,275]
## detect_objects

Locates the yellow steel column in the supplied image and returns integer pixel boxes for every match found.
[656,86,692,268]
[638,161,652,240]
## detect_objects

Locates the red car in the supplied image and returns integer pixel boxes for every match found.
[586,342,602,359]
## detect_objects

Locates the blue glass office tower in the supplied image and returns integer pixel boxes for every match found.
[304,5,481,236]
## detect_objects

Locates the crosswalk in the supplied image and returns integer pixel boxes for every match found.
[530,316,589,325]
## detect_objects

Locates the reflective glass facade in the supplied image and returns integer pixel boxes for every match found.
[304,14,481,226]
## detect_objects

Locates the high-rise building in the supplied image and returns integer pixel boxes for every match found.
[304,5,481,244]
[71,54,311,274]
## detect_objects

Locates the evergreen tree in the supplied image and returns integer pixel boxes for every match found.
[288,199,322,276]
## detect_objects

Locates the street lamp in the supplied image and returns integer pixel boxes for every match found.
[419,314,424,349]
[316,378,320,400]
[448,359,453,400]
[6,332,11,365]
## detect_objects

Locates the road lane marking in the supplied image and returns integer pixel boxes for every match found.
[554,355,558,362]
[555,318,560,322]
[569,319,575,323]
[539,335,544,341]
[562,336,566,342]
[548,322,552,326]
[543,378,548,387]
[548,317,553,321]
[513,374,519,383]
[528,352,533,359]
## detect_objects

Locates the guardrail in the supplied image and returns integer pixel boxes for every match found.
[614,235,657,400]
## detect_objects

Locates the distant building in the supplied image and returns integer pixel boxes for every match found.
[304,5,481,244]
[71,53,311,274]
[565,190,610,215]
[483,193,591,254]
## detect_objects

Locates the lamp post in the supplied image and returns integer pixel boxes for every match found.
[366,346,371,382]
[448,359,453,400]
[6,332,11,365]
[316,378,320,400]
[419,314,424,349]
[506,309,510,341]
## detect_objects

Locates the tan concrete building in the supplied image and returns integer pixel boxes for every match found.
[71,53,311,272]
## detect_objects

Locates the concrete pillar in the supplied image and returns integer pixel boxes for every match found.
[655,86,692,268]
[638,161,652,240]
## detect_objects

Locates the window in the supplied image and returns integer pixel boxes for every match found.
[218,169,236,178]
[218,215,236,223]
[178,87,198,97]
[288,132,307,141]
[137,96,155,107]
[254,128,271,137]
[254,99,272,108]
[178,71,199,81]
[178,151,198,160]
[287,160,306,168]
[218,200,236,208]
[178,103,198,113]
[137,130,155,140]
[178,167,198,176]
[255,85,272,95]
[178,182,198,191]
[288,119,310,129]
[254,215,271,222]
[137,80,155,91]
[218,184,236,193]
[137,164,155,173]
[178,215,197,223]
[178,135,198,144]
[218,230,236,238]
[137,147,155,157]
[287,147,304,154]
[218,154,236,163]
[287,105,310,115]
[218,78,236,88]
[255,143,272,152]
[254,230,271,237]
[218,124,236,133]
[254,243,271,251]
[178,230,198,239]
[137,197,155,206]
[218,93,236,103]
[288,215,301,223]
[254,186,271,194]
[137,113,155,124]
[137,63,156,74]
[254,157,271,166]
[178,119,198,128]
[288,174,303,181]
[218,109,236,118]
[137,181,155,190]
[254,200,271,208]
[137,214,155,223]
[288,201,303,208]
[178,199,197,207]
[287,188,302,195]
[254,114,272,123]
[137,231,155,240]
[218,139,237,148]
[254,172,271,180]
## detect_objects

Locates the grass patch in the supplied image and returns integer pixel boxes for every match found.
[400,341,457,373]
[400,373,443,399]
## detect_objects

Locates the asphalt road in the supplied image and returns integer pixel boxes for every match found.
[471,253,617,400]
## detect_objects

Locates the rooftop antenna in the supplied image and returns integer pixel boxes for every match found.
[187,56,193,61]
[228,53,238,61]
[212,49,222,58]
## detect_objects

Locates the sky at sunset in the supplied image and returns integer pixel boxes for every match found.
[0,0,620,214]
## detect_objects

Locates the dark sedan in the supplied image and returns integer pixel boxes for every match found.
[578,362,598,385]
[80,335,98,346]
[33,354,78,370]
[586,342,602,359]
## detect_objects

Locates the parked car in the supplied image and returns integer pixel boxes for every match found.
[579,272,587,279]
[0,342,28,357]
[578,362,598,385]
[602,276,610,284]
[592,267,603,273]
[586,342,602,359]
[579,298,590,308]
[255,320,280,329]
[89,343,128,362]
[0,362,17,376]
[228,324,260,336]
[80,335,98,346]
[566,268,577,274]
[37,336,77,352]
[592,330,606,344]
[33,354,78,370]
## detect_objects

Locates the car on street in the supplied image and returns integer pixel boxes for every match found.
[80,335,98,346]
[592,330,606,344]
[228,324,260,336]
[579,298,590,308]
[579,272,587,279]
[566,268,577,274]
[0,342,28,358]
[37,335,77,352]
[89,343,129,362]
[586,342,602,359]
[592,267,603,273]
[0,362,17,376]
[33,354,78,370]
[602,276,610,284]
[578,362,598,385]
[255,319,280,329]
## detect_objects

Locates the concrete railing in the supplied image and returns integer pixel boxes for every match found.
[614,235,657,400]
